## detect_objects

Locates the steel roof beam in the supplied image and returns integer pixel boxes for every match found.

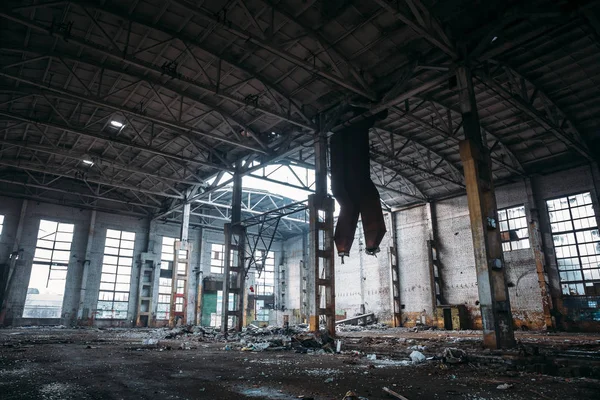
[156,74,449,217]
[0,69,264,156]
[372,0,457,58]
[408,98,525,175]
[0,158,182,200]
[0,138,204,187]
[476,63,593,162]
[171,0,377,101]
[256,0,372,93]
[73,0,313,126]
[0,177,158,210]
[372,126,464,182]
[0,108,227,172]
[0,9,313,132]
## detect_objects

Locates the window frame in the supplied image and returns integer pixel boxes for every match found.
[22,219,74,319]
[254,249,275,296]
[546,191,600,296]
[210,243,225,274]
[96,229,136,319]
[497,204,530,252]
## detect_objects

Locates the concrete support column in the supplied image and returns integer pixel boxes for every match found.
[180,201,191,246]
[525,178,555,329]
[77,210,97,321]
[457,65,515,349]
[308,115,336,335]
[222,165,246,332]
[0,199,28,325]
[194,227,204,325]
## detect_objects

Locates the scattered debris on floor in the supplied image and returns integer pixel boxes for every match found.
[2,326,600,400]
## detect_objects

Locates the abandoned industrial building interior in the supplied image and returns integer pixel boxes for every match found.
[2,0,600,399]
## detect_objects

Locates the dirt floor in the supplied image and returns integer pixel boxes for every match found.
[1,327,600,400]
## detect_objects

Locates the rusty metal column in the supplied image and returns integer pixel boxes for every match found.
[457,65,516,349]
[222,165,246,333]
[308,115,336,335]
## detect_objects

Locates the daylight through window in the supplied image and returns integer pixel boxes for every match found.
[157,236,176,320]
[97,229,135,319]
[547,192,600,296]
[498,205,530,251]
[210,243,225,274]
[22,220,74,319]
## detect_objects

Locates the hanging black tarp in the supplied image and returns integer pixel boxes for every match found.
[330,108,388,258]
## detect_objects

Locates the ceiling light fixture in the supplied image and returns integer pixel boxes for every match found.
[110,120,124,128]
[491,36,498,43]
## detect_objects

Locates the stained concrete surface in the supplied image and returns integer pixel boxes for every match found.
[1,327,600,400]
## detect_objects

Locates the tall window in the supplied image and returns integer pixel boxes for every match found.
[23,220,74,318]
[97,229,135,319]
[211,290,234,327]
[547,192,600,296]
[160,236,175,270]
[157,236,176,320]
[255,250,275,296]
[498,205,530,251]
[210,243,225,273]
[0,214,4,236]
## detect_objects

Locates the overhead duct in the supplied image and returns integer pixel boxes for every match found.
[330,107,388,260]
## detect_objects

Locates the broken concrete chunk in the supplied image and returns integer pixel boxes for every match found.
[409,351,426,363]
[496,383,513,390]
[441,348,466,364]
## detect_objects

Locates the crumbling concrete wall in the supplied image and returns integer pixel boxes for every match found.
[434,196,479,326]
[335,213,394,323]
[394,205,433,326]
[393,165,600,331]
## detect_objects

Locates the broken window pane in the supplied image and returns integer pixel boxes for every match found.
[96,229,135,319]
[498,205,530,251]
[23,219,74,319]
[548,192,600,296]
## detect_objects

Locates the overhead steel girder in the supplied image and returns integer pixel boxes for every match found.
[0,46,268,150]
[372,126,464,183]
[0,138,204,187]
[69,0,313,126]
[0,177,158,211]
[171,0,377,101]
[372,0,457,58]
[0,158,182,200]
[0,109,230,172]
[370,147,464,190]
[411,97,526,175]
[284,155,427,201]
[0,9,313,133]
[474,63,593,162]
[192,199,307,225]
[0,75,254,161]
[255,0,371,92]
[156,74,450,218]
